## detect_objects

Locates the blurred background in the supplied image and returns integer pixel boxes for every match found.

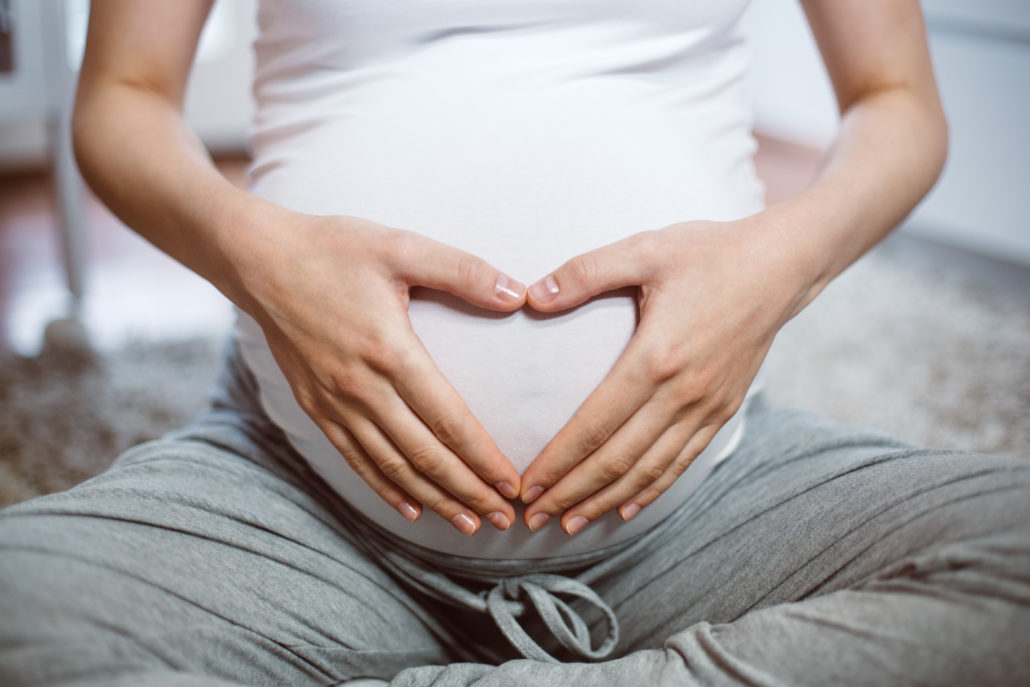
[0,0,1027,506]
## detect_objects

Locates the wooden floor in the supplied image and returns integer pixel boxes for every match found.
[0,137,822,355]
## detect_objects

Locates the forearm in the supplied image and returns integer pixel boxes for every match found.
[748,84,948,326]
[71,82,290,312]
[755,85,948,320]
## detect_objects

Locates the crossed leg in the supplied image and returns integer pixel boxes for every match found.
[0,343,486,686]
[2,344,1028,686]
[390,395,1030,686]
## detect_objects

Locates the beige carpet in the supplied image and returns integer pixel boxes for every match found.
[764,234,1029,456]
[1,234,1027,509]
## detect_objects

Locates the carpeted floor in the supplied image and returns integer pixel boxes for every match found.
[1,233,1027,509]
[0,335,224,508]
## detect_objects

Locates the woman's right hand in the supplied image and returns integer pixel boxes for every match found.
[71,2,522,535]
[234,211,525,535]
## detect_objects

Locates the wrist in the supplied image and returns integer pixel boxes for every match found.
[206,190,307,317]
[733,204,831,325]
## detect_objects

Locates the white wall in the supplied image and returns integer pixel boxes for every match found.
[739,1,838,149]
[181,0,257,153]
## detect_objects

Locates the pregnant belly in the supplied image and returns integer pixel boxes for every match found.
[234,280,748,559]
[407,286,639,473]
[236,143,760,556]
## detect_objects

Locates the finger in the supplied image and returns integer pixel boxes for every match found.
[370,390,517,529]
[526,232,653,312]
[616,423,722,522]
[392,343,522,500]
[561,422,718,535]
[342,411,489,535]
[319,418,423,523]
[522,395,677,530]
[520,331,655,503]
[391,230,526,311]
[359,378,516,529]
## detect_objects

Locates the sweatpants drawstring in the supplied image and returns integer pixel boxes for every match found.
[485,573,619,662]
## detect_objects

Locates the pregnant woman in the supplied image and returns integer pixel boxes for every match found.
[2,1,1028,685]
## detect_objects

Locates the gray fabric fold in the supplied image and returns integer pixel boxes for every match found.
[1,337,1028,687]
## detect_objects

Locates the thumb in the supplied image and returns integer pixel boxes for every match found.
[527,236,650,312]
[394,232,526,312]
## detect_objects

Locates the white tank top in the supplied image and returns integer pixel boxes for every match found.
[235,0,768,559]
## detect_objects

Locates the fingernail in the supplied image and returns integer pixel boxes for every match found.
[486,511,511,531]
[620,503,641,521]
[494,274,525,301]
[528,512,550,531]
[496,481,517,499]
[451,513,478,535]
[522,485,544,504]
[565,515,589,535]
[396,502,419,522]
[528,274,559,303]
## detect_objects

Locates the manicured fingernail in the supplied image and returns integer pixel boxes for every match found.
[565,515,589,535]
[522,485,544,504]
[486,511,511,531]
[397,502,419,522]
[620,503,641,521]
[496,481,517,499]
[494,274,525,301]
[451,513,477,535]
[528,512,550,531]
[529,274,559,303]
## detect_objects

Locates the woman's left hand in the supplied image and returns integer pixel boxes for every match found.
[519,216,814,534]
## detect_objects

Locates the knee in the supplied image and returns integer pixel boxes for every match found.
[870,452,1030,589]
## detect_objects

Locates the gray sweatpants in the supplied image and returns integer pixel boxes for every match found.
[1,339,1028,686]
